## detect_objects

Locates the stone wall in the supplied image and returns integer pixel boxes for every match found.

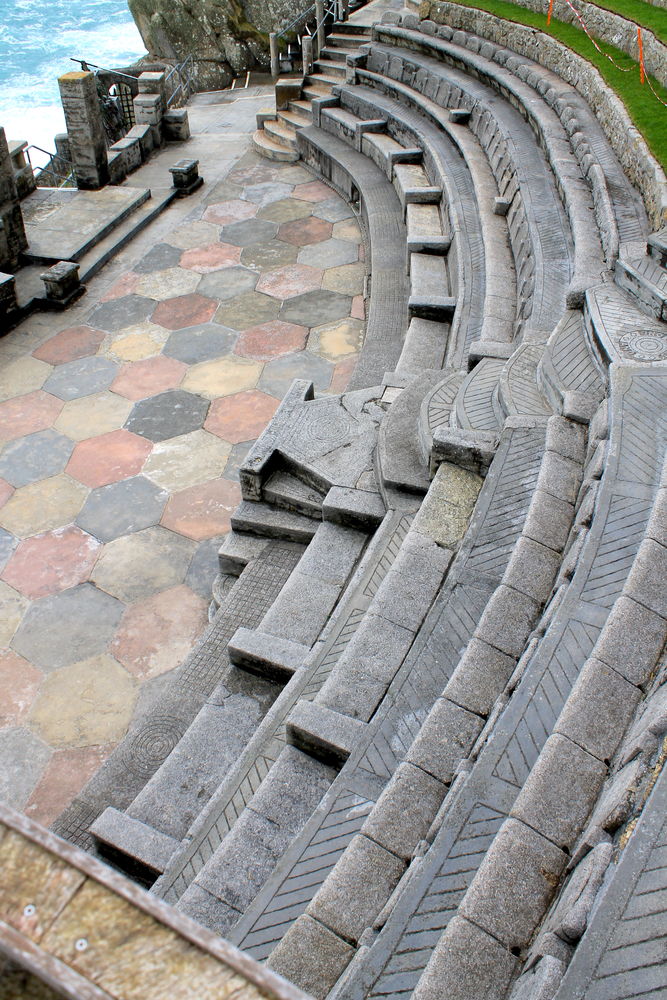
[425,1,667,229]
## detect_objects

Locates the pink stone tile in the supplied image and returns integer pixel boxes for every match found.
[24,745,113,827]
[205,390,280,443]
[111,355,187,401]
[236,320,308,361]
[0,391,63,442]
[33,326,106,365]
[203,199,258,226]
[329,355,358,394]
[293,180,335,202]
[100,272,140,303]
[255,264,323,300]
[66,429,152,488]
[0,477,14,509]
[0,650,42,726]
[180,243,242,273]
[351,295,365,320]
[278,216,332,246]
[358,243,366,262]
[2,526,101,600]
[161,479,241,540]
[152,294,218,330]
[111,584,208,679]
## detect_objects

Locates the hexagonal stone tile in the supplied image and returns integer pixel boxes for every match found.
[322,262,366,296]
[332,218,362,242]
[161,479,241,540]
[312,197,354,223]
[133,242,183,274]
[352,294,365,320]
[162,323,238,364]
[105,322,170,362]
[0,356,52,402]
[308,318,365,361]
[42,356,119,401]
[180,243,242,273]
[100,272,140,302]
[293,179,333,202]
[0,390,63,443]
[205,389,279,443]
[0,429,74,487]
[124,389,209,443]
[258,198,313,224]
[12,583,125,671]
[0,650,41,726]
[240,240,299,271]
[135,266,201,301]
[110,356,187,401]
[0,475,88,537]
[0,728,50,808]
[227,160,275,186]
[203,199,258,226]
[220,218,278,248]
[255,264,323,300]
[278,216,333,246]
[0,478,13,508]
[111,584,208,679]
[54,391,133,441]
[77,475,169,543]
[259,351,333,397]
[89,294,156,333]
[143,429,231,492]
[186,534,227,598]
[182,356,262,399]
[298,238,359,269]
[236,320,308,361]
[152,293,218,330]
[203,178,244,203]
[33,325,106,365]
[165,219,221,250]
[28,655,137,749]
[24,744,112,827]
[223,441,253,483]
[243,181,293,206]
[0,580,28,646]
[66,429,152,488]
[197,266,259,303]
[279,289,352,327]
[329,355,358,394]
[0,526,16,572]
[91,525,195,602]
[2,525,100,600]
[274,164,312,184]
[215,290,281,331]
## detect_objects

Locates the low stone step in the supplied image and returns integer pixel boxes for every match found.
[378,371,445,496]
[498,342,551,418]
[615,254,667,322]
[361,132,422,179]
[454,357,504,432]
[218,532,268,576]
[288,99,313,119]
[263,117,298,151]
[321,106,361,143]
[90,808,180,886]
[419,369,467,460]
[409,254,455,323]
[304,72,341,88]
[393,162,441,209]
[302,83,332,102]
[647,227,667,268]
[314,59,347,79]
[251,128,299,163]
[320,45,357,61]
[263,469,325,518]
[231,500,318,542]
[228,627,309,683]
[397,317,453,379]
[406,203,449,256]
[326,31,371,47]
[277,108,310,130]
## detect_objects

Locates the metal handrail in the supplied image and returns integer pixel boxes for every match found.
[24,145,75,188]
[69,57,138,82]
[166,54,195,107]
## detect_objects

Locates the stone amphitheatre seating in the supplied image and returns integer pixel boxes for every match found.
[51,8,667,1000]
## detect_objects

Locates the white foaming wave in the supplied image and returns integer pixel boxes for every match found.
[1,104,66,154]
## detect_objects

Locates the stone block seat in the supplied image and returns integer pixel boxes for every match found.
[52,9,667,1000]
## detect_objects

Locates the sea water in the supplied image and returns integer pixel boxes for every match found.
[0,0,146,158]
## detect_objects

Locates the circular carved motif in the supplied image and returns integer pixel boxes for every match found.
[618,330,667,362]
[124,716,185,779]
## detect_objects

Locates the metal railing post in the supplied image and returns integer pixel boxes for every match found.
[269,32,280,77]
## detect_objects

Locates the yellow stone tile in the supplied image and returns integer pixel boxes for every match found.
[322,262,366,296]
[309,319,364,361]
[104,323,169,362]
[143,429,232,492]
[0,581,29,647]
[332,218,362,243]
[0,356,53,402]
[182,356,262,399]
[54,392,133,441]
[135,268,201,301]
[0,475,89,538]
[166,221,221,250]
[28,655,137,749]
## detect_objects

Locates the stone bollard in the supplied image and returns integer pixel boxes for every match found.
[302,35,314,75]
[169,159,203,197]
[58,71,109,189]
[40,261,84,308]
[133,93,164,150]
[162,109,191,142]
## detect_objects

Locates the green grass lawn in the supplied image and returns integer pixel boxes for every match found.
[446,0,667,170]
[572,0,667,43]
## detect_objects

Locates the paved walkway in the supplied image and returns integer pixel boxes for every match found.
[0,84,365,827]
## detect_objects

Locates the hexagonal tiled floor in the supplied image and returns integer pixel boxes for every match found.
[0,135,366,823]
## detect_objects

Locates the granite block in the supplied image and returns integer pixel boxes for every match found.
[522,490,574,553]
[474,585,541,659]
[502,536,561,604]
[361,761,447,860]
[592,595,666,687]
[268,914,354,1000]
[412,915,519,1000]
[406,697,484,782]
[444,637,517,717]
[287,699,366,765]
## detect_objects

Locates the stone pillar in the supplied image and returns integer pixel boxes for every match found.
[58,71,109,190]
[0,128,28,271]
[316,0,326,56]
[302,35,314,75]
[270,33,280,78]
[138,71,167,113]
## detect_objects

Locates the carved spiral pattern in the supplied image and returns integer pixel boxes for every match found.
[619,330,667,362]
[125,716,185,778]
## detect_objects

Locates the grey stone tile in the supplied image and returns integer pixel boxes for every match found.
[313,197,355,222]
[220,218,279,247]
[258,351,333,397]
[12,583,125,670]
[186,534,227,599]
[243,181,294,206]
[43,357,119,401]
[133,242,183,274]
[0,429,74,487]
[297,238,359,269]
[162,322,238,364]
[76,475,169,543]
[223,441,253,482]
[90,525,195,603]
[198,266,259,301]
[0,727,51,809]
[88,294,156,333]
[125,389,209,443]
[279,289,352,327]
[240,239,300,271]
[0,527,16,572]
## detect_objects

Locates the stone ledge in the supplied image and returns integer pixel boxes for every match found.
[287,699,367,766]
[228,627,309,682]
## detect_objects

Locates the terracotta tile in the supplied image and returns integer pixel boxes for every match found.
[329,355,358,394]
[293,180,335,202]
[0,478,14,509]
[99,272,140,303]
[66,429,152,488]
[278,216,333,246]
[110,355,187,401]
[33,326,106,365]
[180,242,242,273]
[24,744,113,827]
[111,584,208,679]
[202,199,257,226]
[0,650,42,726]
[0,391,63,442]
[152,293,218,330]
[161,479,241,540]
[205,389,279,443]
[236,320,308,361]
[2,526,100,600]
[351,294,365,320]
[255,264,323,300]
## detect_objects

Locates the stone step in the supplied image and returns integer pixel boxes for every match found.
[263,117,299,151]
[615,253,667,322]
[361,131,422,179]
[263,470,326,519]
[405,202,449,256]
[320,45,358,61]
[647,227,667,268]
[419,368,467,460]
[288,99,313,119]
[584,281,667,367]
[231,500,319,542]
[321,106,363,144]
[302,83,333,102]
[314,59,347,79]
[393,162,441,210]
[251,128,299,163]
[277,108,311,130]
[497,342,552,419]
[305,72,341,89]
[454,357,505,432]
[378,371,445,497]
[537,309,605,416]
